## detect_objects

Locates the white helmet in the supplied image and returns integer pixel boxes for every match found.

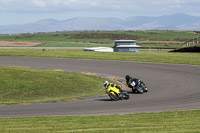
[104,81,109,87]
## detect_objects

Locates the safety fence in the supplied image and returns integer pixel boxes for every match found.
[182,37,200,47]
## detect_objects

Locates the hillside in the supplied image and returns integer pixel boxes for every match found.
[0,13,200,34]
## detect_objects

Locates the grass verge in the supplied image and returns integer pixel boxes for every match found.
[0,48,200,66]
[35,42,181,48]
[34,42,113,47]
[0,110,200,133]
[0,66,108,104]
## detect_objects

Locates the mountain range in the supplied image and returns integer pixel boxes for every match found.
[1,13,200,34]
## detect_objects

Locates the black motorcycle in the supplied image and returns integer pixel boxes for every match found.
[128,80,148,94]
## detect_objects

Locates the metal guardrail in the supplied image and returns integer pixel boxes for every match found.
[182,37,199,47]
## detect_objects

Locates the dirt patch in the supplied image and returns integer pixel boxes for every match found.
[0,41,43,47]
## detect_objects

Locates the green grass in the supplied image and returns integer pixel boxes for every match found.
[126,30,199,41]
[0,48,200,65]
[139,43,182,48]
[0,33,112,43]
[36,42,181,48]
[0,110,200,132]
[0,66,108,104]
[35,42,113,47]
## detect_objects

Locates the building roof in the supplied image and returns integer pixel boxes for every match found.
[116,45,141,48]
[115,40,137,42]
[83,47,113,52]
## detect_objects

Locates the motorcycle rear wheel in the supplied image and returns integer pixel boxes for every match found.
[132,87,136,93]
[123,94,129,99]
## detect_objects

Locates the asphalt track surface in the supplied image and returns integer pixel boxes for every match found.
[0,56,200,118]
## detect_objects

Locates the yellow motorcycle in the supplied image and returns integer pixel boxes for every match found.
[106,86,129,101]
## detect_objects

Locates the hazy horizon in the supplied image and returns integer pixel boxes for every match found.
[1,0,200,25]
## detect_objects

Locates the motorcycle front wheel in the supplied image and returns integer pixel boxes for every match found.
[144,87,148,92]
[136,86,144,94]
[109,93,119,101]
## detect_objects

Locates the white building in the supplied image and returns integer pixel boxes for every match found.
[113,40,141,52]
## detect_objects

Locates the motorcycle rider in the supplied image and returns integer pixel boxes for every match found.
[125,75,145,90]
[104,81,123,93]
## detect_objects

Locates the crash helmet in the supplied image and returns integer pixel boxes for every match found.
[104,81,109,87]
[125,75,131,80]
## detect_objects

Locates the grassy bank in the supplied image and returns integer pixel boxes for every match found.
[0,66,108,104]
[172,44,200,52]
[34,42,113,47]
[0,31,199,42]
[0,48,200,65]
[0,110,200,132]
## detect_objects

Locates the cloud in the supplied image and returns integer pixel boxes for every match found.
[0,0,200,16]
[89,1,99,7]
[31,0,46,7]
[51,0,61,4]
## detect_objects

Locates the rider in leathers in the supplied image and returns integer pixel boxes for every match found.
[104,81,123,93]
[125,75,145,89]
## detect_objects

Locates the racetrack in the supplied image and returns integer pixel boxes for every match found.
[0,56,200,118]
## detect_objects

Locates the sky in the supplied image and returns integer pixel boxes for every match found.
[0,0,200,25]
